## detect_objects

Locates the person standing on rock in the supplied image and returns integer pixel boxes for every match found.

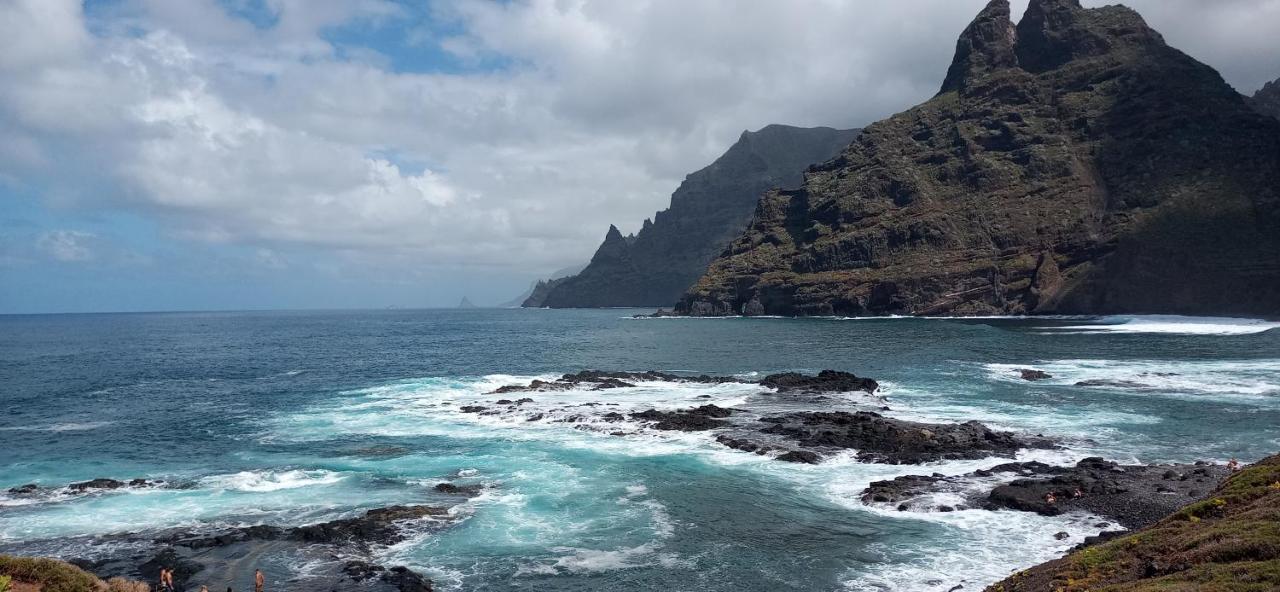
[255,568,265,592]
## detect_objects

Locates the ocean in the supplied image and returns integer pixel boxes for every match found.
[2,309,1279,591]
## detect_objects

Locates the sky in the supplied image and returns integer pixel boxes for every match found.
[1,0,1278,313]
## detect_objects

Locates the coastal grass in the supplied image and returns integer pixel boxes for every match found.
[0,556,149,592]
[987,454,1280,592]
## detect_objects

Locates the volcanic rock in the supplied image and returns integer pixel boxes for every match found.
[433,483,483,497]
[630,408,729,431]
[759,370,879,393]
[759,411,1050,464]
[1019,369,1051,381]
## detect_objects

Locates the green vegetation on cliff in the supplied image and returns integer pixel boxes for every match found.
[987,454,1280,592]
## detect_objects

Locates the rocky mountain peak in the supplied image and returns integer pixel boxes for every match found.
[939,0,1017,94]
[676,0,1280,318]
[1252,77,1280,121]
[1016,0,1161,73]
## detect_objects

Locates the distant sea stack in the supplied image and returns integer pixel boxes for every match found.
[677,0,1280,318]
[1251,77,1280,121]
[530,125,859,308]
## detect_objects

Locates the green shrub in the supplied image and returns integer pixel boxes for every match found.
[0,555,103,592]
[0,574,12,592]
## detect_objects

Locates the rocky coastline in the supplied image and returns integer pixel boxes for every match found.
[3,368,1257,591]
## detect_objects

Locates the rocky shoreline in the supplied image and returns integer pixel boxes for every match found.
[3,480,478,591]
[2,368,1247,591]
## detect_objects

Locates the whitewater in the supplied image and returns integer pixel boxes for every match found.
[1,310,1277,591]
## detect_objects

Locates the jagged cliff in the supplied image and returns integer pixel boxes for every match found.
[533,125,859,308]
[677,0,1280,318]
[1251,77,1280,121]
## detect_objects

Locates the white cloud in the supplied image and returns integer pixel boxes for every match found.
[37,230,96,262]
[0,0,1276,279]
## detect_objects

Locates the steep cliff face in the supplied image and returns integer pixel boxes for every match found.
[534,125,859,308]
[1251,77,1280,121]
[511,263,585,308]
[677,0,1280,318]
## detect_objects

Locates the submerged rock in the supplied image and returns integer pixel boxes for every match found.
[1019,369,1052,381]
[775,450,821,464]
[433,482,484,497]
[6,483,38,495]
[68,478,127,491]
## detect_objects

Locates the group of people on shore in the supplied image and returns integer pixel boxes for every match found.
[157,567,263,592]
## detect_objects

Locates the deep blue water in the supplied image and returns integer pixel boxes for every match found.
[2,309,1278,591]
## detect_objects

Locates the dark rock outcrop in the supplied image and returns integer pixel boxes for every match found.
[1020,369,1051,381]
[490,370,748,394]
[984,457,1229,528]
[68,478,127,491]
[292,506,449,547]
[169,505,450,550]
[1250,77,1280,121]
[345,562,434,592]
[861,457,1229,529]
[759,370,879,393]
[985,454,1280,592]
[138,548,204,591]
[630,407,732,431]
[433,482,483,497]
[758,411,1051,464]
[535,125,859,308]
[677,0,1280,318]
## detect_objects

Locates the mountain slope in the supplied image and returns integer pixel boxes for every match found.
[507,263,586,308]
[535,124,859,308]
[677,0,1280,318]
[1250,77,1280,121]
[986,453,1280,592]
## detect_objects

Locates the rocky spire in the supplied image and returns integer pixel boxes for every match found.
[603,224,624,243]
[939,0,1018,94]
[1014,0,1087,72]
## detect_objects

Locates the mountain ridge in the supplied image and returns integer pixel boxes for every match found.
[530,124,859,308]
[1250,76,1280,121]
[676,0,1280,318]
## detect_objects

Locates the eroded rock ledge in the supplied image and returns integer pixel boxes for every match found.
[862,457,1230,529]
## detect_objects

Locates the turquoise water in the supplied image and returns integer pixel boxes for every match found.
[2,310,1279,590]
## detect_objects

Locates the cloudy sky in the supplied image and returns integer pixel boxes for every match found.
[2,0,1277,313]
